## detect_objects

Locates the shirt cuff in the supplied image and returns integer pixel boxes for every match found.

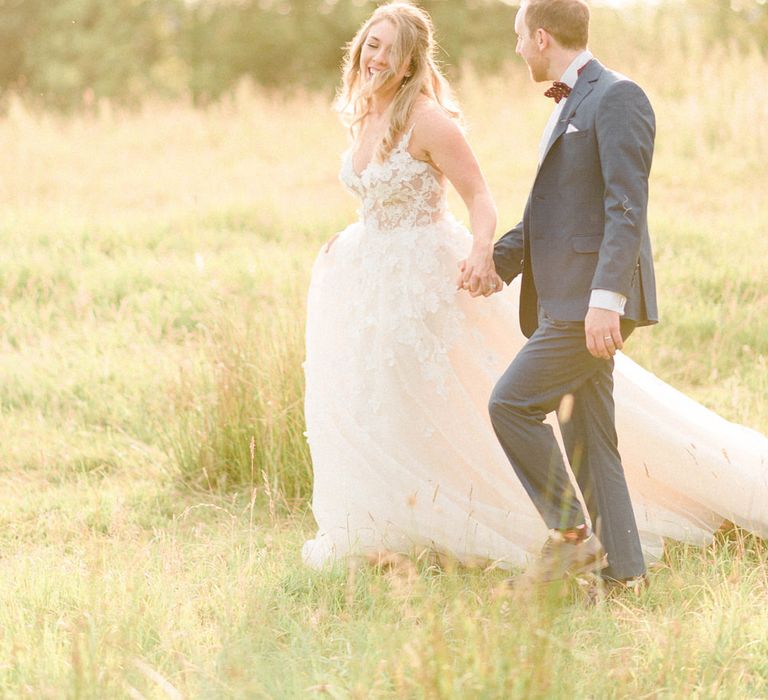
[589,289,626,315]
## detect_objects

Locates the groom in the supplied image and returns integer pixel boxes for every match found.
[485,0,657,588]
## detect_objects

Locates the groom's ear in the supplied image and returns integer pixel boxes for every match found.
[534,27,549,51]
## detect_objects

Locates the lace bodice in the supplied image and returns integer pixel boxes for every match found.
[339,125,447,232]
[316,124,473,404]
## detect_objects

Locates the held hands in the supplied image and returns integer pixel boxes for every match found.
[585,307,623,359]
[456,247,504,298]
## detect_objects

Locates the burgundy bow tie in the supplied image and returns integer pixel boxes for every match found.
[544,81,572,104]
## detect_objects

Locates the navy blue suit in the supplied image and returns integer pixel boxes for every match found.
[490,60,657,579]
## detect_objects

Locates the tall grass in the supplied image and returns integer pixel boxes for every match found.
[2,507,763,697]
[168,296,311,499]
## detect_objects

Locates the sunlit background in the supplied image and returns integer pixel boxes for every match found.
[1,0,767,108]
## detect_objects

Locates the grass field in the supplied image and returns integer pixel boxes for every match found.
[0,35,767,698]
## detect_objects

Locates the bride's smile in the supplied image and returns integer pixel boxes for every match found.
[359,19,411,95]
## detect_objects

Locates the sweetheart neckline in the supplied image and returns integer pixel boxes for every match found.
[350,147,435,180]
[349,124,434,179]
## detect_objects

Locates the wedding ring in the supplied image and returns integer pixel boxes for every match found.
[604,335,614,342]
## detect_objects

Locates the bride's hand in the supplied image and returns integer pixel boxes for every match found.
[456,260,467,289]
[472,270,503,297]
[324,233,340,253]
[457,252,503,297]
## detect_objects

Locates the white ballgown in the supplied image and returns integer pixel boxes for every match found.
[301,127,768,570]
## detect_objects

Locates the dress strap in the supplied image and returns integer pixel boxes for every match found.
[399,123,417,151]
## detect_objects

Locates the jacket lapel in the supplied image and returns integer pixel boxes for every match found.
[539,59,603,165]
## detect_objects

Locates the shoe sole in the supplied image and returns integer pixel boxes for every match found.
[511,551,609,590]
[577,572,649,605]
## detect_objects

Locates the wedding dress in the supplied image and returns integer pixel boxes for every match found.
[301,126,768,570]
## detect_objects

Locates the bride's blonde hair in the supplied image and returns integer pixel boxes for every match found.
[336,1,461,161]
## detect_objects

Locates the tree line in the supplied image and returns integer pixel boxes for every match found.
[1,0,765,111]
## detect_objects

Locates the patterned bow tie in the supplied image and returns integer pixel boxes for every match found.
[544,81,572,104]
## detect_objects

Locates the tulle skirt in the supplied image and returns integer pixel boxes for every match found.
[302,216,768,569]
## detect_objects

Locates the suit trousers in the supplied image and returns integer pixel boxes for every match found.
[488,311,646,580]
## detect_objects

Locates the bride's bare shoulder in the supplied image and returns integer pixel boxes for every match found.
[409,98,464,157]
[410,97,457,128]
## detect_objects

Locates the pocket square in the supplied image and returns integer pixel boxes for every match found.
[566,123,580,134]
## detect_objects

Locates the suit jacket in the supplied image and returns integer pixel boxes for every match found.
[493,59,659,338]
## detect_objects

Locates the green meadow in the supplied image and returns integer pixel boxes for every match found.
[1,30,767,699]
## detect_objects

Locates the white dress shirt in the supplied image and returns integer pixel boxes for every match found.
[539,50,626,316]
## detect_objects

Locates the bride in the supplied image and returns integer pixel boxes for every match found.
[301,1,768,572]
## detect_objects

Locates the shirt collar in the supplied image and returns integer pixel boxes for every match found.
[559,49,593,88]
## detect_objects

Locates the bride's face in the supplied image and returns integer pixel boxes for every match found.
[359,20,410,91]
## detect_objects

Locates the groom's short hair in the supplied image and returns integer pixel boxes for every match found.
[524,0,590,50]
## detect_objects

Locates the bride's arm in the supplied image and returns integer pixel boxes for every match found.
[410,107,502,298]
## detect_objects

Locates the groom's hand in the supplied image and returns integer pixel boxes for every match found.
[456,250,503,298]
[585,307,623,359]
